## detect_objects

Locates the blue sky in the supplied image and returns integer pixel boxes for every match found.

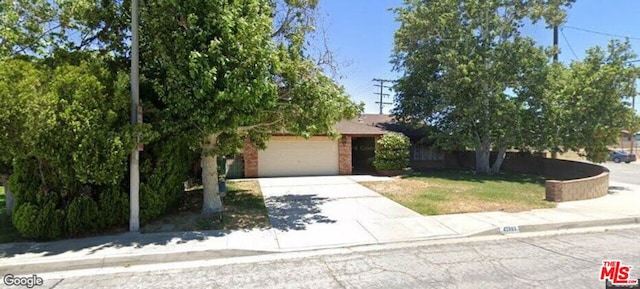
[315,0,640,115]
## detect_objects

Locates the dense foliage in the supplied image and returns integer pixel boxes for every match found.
[139,0,361,214]
[373,133,411,171]
[392,0,638,173]
[540,41,640,162]
[1,0,362,239]
[1,58,136,239]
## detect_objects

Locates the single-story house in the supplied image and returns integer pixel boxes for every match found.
[614,130,640,152]
[240,114,444,178]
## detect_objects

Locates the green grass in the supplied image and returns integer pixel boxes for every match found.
[362,170,555,215]
[0,186,22,244]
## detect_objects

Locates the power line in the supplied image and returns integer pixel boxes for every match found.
[560,28,579,61]
[562,25,640,41]
[373,78,393,115]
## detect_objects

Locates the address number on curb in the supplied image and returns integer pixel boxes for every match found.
[500,225,520,234]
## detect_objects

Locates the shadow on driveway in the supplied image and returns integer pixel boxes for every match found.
[264,194,337,231]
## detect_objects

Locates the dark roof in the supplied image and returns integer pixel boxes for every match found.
[334,113,430,139]
[334,114,395,135]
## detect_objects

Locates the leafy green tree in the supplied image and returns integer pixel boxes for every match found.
[0,0,57,58]
[140,0,361,215]
[0,0,133,60]
[3,0,360,220]
[392,0,573,174]
[544,40,640,162]
[624,111,640,154]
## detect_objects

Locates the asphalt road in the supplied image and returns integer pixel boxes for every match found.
[602,161,640,185]
[25,227,640,289]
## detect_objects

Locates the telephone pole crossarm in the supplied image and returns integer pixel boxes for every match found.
[372,78,394,114]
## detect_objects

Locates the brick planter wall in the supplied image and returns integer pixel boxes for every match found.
[545,171,609,202]
[538,159,609,202]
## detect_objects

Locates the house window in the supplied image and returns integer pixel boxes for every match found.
[411,144,444,161]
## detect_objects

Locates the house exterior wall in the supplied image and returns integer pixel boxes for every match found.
[244,136,356,177]
[338,136,352,175]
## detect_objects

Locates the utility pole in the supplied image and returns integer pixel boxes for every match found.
[373,78,393,114]
[551,25,559,159]
[632,95,636,154]
[553,26,559,63]
[129,0,140,232]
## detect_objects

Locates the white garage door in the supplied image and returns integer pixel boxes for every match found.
[258,137,339,177]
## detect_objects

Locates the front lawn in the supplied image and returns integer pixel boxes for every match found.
[361,170,555,215]
[142,181,270,233]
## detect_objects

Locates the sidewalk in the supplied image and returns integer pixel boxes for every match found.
[1,179,639,275]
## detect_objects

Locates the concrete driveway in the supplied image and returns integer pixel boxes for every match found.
[258,176,458,250]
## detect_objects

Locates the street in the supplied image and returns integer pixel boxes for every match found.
[27,227,640,289]
[603,162,640,185]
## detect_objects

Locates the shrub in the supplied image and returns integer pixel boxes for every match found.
[12,197,65,240]
[12,203,41,239]
[4,61,140,240]
[373,132,411,171]
[9,158,45,206]
[66,195,100,236]
[98,186,129,229]
[40,199,66,239]
[139,184,166,223]
[139,135,196,223]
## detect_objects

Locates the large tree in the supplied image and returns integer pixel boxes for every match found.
[392,0,573,174]
[140,0,361,215]
[0,0,103,58]
[542,40,639,162]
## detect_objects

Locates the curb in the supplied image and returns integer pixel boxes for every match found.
[0,249,269,276]
[518,217,640,233]
[2,217,639,275]
[467,217,640,237]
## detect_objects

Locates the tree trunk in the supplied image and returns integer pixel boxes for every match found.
[1,174,13,216]
[475,135,491,174]
[201,134,223,216]
[490,146,508,174]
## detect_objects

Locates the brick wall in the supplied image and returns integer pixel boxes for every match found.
[243,138,259,178]
[338,136,352,175]
[545,171,609,202]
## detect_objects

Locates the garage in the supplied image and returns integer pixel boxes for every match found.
[257,136,339,177]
